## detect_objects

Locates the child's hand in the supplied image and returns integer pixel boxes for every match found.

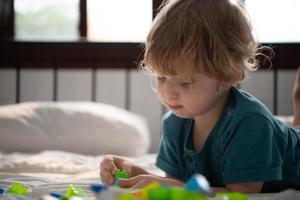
[99,155,133,185]
[118,174,184,188]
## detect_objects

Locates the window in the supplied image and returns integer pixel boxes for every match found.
[245,0,300,43]
[87,0,152,42]
[14,0,80,41]
[14,0,152,42]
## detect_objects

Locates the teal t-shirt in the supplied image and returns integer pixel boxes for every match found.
[156,86,300,192]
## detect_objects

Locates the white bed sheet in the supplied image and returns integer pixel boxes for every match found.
[0,150,162,198]
[0,151,300,200]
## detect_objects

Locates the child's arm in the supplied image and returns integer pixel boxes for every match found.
[118,174,185,188]
[100,155,184,187]
[213,182,263,194]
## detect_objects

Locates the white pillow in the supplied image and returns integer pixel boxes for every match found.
[0,102,150,156]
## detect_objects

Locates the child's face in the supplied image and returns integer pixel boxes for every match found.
[154,73,228,118]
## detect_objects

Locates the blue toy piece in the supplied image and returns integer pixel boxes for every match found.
[90,184,108,193]
[185,174,212,196]
[0,188,4,195]
[90,183,115,200]
[50,192,64,199]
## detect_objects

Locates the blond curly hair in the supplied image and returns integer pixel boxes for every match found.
[140,0,258,83]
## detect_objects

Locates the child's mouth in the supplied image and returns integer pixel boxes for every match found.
[168,104,182,110]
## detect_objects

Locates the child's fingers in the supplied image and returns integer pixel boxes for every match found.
[118,176,143,188]
[119,160,133,177]
[100,157,118,174]
[131,180,148,189]
[100,170,115,185]
[104,162,118,175]
[100,172,109,184]
[99,157,118,185]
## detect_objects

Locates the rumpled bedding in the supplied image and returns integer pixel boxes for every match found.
[0,151,100,174]
[0,151,300,200]
[0,150,161,197]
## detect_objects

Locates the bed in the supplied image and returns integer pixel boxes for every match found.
[0,151,161,198]
[0,101,163,198]
[1,102,300,200]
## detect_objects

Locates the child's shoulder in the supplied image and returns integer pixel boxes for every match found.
[229,86,273,117]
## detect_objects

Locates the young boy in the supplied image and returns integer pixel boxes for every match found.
[100,0,300,194]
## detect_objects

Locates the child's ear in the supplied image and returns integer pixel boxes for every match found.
[225,76,240,87]
[219,79,236,91]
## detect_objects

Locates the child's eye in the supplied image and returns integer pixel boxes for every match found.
[180,82,192,88]
[157,76,166,82]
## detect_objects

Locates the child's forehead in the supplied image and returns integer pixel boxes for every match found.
[153,72,204,81]
[150,60,196,79]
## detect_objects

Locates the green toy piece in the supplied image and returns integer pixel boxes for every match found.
[115,169,129,179]
[116,193,137,200]
[216,192,248,200]
[65,185,86,198]
[6,182,28,196]
[114,169,129,186]
[169,188,207,200]
[127,182,208,200]
[148,188,170,200]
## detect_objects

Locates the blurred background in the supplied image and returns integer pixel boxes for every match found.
[0,0,299,152]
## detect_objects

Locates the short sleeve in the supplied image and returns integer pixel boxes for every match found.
[155,114,181,178]
[221,114,285,184]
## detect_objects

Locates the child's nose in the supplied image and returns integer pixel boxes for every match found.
[164,82,179,100]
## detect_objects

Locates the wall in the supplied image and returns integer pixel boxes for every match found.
[0,68,297,152]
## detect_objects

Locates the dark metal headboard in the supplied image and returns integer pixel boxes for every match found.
[0,40,144,110]
[0,40,300,115]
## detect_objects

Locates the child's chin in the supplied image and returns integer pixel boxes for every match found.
[172,111,192,119]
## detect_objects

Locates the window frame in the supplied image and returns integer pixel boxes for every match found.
[0,0,299,71]
[0,0,163,69]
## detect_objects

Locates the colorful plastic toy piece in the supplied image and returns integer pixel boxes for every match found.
[49,192,68,200]
[65,185,85,198]
[169,188,207,200]
[0,188,4,195]
[90,183,121,200]
[90,184,108,193]
[114,169,129,186]
[6,182,28,196]
[115,169,129,180]
[147,187,170,200]
[139,185,207,200]
[116,193,136,200]
[185,174,211,196]
[216,192,248,200]
[40,194,63,200]
[130,180,208,200]
[134,182,160,200]
[50,192,63,199]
